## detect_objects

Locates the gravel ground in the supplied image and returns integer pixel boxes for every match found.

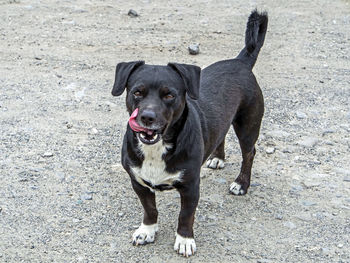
[0,0,349,262]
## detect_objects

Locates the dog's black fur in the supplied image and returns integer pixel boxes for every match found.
[112,10,268,257]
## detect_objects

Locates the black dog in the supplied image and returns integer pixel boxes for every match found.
[111,10,268,257]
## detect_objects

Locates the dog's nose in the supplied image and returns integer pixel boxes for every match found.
[140,109,156,126]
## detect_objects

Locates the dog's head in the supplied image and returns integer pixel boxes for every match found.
[112,61,201,145]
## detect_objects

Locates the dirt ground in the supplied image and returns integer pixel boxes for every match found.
[0,0,349,262]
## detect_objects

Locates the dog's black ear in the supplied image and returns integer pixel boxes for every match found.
[112,61,145,96]
[168,63,201,100]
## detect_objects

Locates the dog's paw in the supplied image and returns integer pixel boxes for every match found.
[132,223,158,246]
[174,233,196,257]
[206,157,225,169]
[229,182,246,195]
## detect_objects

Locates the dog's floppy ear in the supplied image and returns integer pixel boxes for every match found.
[168,63,201,100]
[112,61,145,96]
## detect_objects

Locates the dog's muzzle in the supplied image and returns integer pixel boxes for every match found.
[129,108,163,145]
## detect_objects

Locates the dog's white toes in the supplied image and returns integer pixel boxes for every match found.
[132,223,158,245]
[206,157,225,169]
[174,233,196,257]
[229,182,246,195]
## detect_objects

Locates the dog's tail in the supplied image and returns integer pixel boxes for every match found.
[236,10,268,68]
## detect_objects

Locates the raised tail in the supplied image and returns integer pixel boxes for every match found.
[236,10,268,68]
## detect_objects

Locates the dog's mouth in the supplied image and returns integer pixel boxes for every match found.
[129,108,163,145]
[137,130,161,145]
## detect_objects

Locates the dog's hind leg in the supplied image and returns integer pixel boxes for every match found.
[230,104,263,195]
[206,139,225,169]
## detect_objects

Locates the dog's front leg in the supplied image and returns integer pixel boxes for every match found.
[131,179,158,246]
[174,180,199,257]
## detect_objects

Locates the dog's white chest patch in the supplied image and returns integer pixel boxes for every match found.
[131,141,182,191]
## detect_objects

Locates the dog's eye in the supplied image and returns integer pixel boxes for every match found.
[133,91,142,98]
[163,94,175,100]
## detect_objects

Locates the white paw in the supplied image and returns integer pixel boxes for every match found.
[206,157,225,169]
[132,223,158,245]
[229,182,245,195]
[174,233,196,257]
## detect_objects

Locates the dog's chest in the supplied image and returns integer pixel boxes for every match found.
[131,142,181,191]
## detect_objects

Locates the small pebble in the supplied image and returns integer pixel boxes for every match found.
[42,152,53,157]
[257,259,272,263]
[302,180,321,188]
[81,193,93,200]
[265,147,275,154]
[24,5,34,10]
[110,243,117,251]
[197,215,206,222]
[128,9,139,17]
[296,111,307,119]
[321,247,330,255]
[301,200,317,207]
[275,214,283,220]
[188,43,200,55]
[266,130,291,139]
[251,182,261,187]
[343,176,350,182]
[297,137,319,148]
[216,178,227,184]
[322,129,335,136]
[284,221,296,229]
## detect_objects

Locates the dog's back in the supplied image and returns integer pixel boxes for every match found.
[194,10,268,162]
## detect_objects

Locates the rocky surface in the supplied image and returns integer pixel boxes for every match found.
[0,0,349,262]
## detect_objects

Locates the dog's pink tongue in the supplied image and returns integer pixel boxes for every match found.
[128,108,153,135]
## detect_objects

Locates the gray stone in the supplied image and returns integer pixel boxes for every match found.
[197,215,206,222]
[55,172,65,182]
[42,152,53,157]
[275,214,283,220]
[91,128,98,134]
[343,176,350,182]
[81,193,93,200]
[284,221,296,229]
[207,214,217,220]
[266,130,291,139]
[291,185,303,192]
[296,111,307,119]
[257,259,272,263]
[188,44,200,55]
[265,147,275,154]
[334,167,350,176]
[216,178,227,184]
[128,9,139,17]
[24,5,34,10]
[297,137,319,148]
[322,129,335,136]
[301,200,317,206]
[295,214,312,222]
[321,247,330,255]
[302,180,321,188]
[251,182,261,187]
[282,147,295,153]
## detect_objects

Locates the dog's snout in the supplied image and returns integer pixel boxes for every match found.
[140,109,156,126]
